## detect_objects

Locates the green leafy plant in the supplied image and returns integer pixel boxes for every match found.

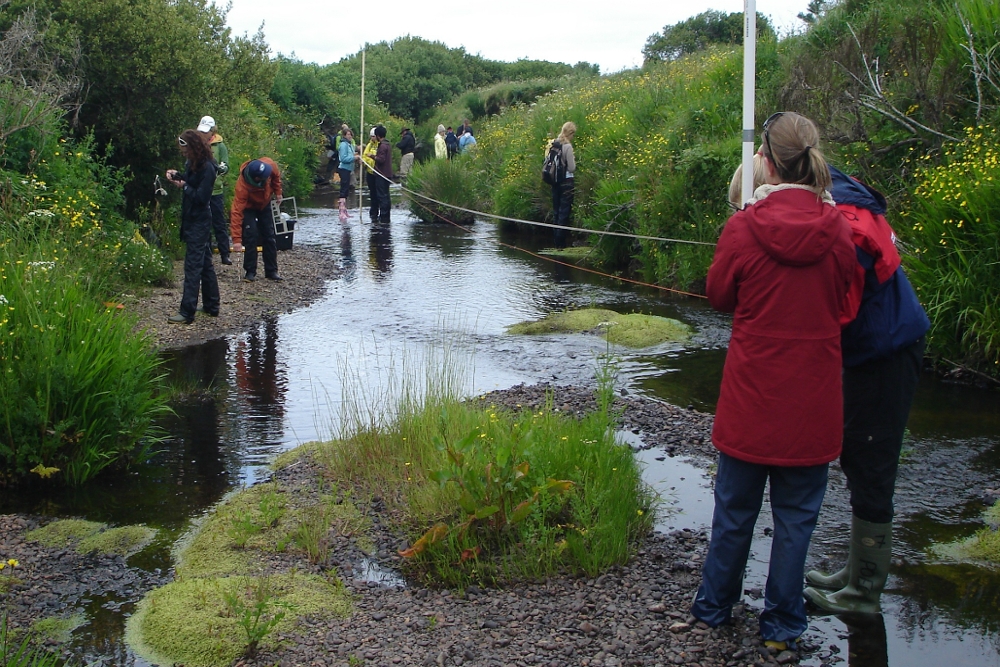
[221,576,293,658]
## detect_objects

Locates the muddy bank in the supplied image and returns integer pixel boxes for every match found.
[127,246,339,350]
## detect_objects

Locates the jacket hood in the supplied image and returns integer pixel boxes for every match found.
[829,165,886,214]
[210,133,224,145]
[743,185,846,267]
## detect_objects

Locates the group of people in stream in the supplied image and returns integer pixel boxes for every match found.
[692,111,929,651]
[164,110,927,651]
[165,116,285,325]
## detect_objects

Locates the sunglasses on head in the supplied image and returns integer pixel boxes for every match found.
[177,136,188,147]
[762,111,785,162]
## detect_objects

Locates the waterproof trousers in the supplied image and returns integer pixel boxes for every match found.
[691,452,828,643]
[840,337,925,523]
[180,218,220,319]
[241,205,278,278]
[338,167,353,199]
[551,178,574,248]
[209,194,230,262]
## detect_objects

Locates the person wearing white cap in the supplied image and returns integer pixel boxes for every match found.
[197,115,232,265]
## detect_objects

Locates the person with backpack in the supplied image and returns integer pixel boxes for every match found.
[445,126,459,160]
[547,122,576,248]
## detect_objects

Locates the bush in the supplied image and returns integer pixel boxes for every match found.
[903,124,1000,372]
[405,158,482,224]
[0,233,167,485]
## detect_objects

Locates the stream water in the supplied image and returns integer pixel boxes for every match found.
[3,192,999,666]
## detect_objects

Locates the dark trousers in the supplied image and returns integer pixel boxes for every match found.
[551,179,574,248]
[241,206,278,278]
[840,337,925,523]
[338,167,353,199]
[180,218,220,318]
[374,172,391,221]
[691,452,828,642]
[366,170,380,220]
[209,194,230,260]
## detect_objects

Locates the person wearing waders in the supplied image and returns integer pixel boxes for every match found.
[230,157,283,282]
[197,115,232,265]
[690,112,855,651]
[802,167,929,615]
[372,125,393,222]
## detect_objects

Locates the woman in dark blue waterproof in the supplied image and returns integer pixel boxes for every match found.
[691,112,856,650]
[166,129,219,324]
[802,167,929,614]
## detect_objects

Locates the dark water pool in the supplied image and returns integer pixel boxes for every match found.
[3,193,999,666]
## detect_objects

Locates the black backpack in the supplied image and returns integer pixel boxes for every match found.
[542,140,564,185]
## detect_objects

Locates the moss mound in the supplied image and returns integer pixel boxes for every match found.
[931,500,1000,565]
[78,525,157,558]
[507,307,690,348]
[126,572,352,667]
[32,613,86,644]
[26,519,105,548]
[537,246,596,262]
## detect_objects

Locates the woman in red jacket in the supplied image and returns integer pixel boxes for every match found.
[690,112,856,647]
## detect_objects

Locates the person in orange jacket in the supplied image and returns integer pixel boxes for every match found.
[231,157,283,281]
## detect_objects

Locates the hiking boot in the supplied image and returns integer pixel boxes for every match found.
[168,313,193,324]
[265,273,284,282]
[220,256,233,265]
[243,273,256,282]
[200,307,219,317]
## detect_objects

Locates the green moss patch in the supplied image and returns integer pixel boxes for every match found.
[271,442,319,471]
[127,572,352,667]
[77,525,157,558]
[537,246,595,262]
[26,519,105,548]
[31,613,86,644]
[507,308,690,348]
[931,501,1000,565]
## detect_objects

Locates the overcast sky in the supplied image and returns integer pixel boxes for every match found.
[222,1,811,74]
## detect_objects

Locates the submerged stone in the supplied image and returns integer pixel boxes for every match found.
[506,307,690,348]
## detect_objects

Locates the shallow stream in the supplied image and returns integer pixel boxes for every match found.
[3,193,999,666]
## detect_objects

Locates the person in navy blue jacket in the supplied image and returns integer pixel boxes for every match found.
[804,166,929,614]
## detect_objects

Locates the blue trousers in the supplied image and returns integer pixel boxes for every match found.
[691,452,828,642]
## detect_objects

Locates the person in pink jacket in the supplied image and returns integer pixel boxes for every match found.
[690,112,856,648]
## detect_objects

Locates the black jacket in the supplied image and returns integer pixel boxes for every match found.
[396,131,415,155]
[179,160,217,240]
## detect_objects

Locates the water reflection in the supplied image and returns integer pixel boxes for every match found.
[368,219,393,279]
[339,221,356,283]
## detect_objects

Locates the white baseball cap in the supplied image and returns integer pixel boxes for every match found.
[197,115,216,132]
[370,127,377,137]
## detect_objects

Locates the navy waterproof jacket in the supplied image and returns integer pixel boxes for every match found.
[830,167,929,367]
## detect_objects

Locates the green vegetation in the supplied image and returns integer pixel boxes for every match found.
[26,520,156,557]
[127,572,351,667]
[314,358,654,587]
[30,613,85,645]
[931,500,1000,565]
[508,308,691,348]
[643,9,776,64]
[406,158,480,224]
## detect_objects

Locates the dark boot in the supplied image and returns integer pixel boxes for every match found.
[804,516,892,614]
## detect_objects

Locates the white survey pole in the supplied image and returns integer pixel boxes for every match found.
[741,0,757,204]
[359,46,366,218]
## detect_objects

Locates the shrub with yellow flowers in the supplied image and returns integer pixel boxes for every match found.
[902,125,1000,372]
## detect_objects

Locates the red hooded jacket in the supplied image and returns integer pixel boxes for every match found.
[707,186,856,466]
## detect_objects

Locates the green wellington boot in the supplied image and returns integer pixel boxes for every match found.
[804,516,892,614]
[806,561,849,590]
